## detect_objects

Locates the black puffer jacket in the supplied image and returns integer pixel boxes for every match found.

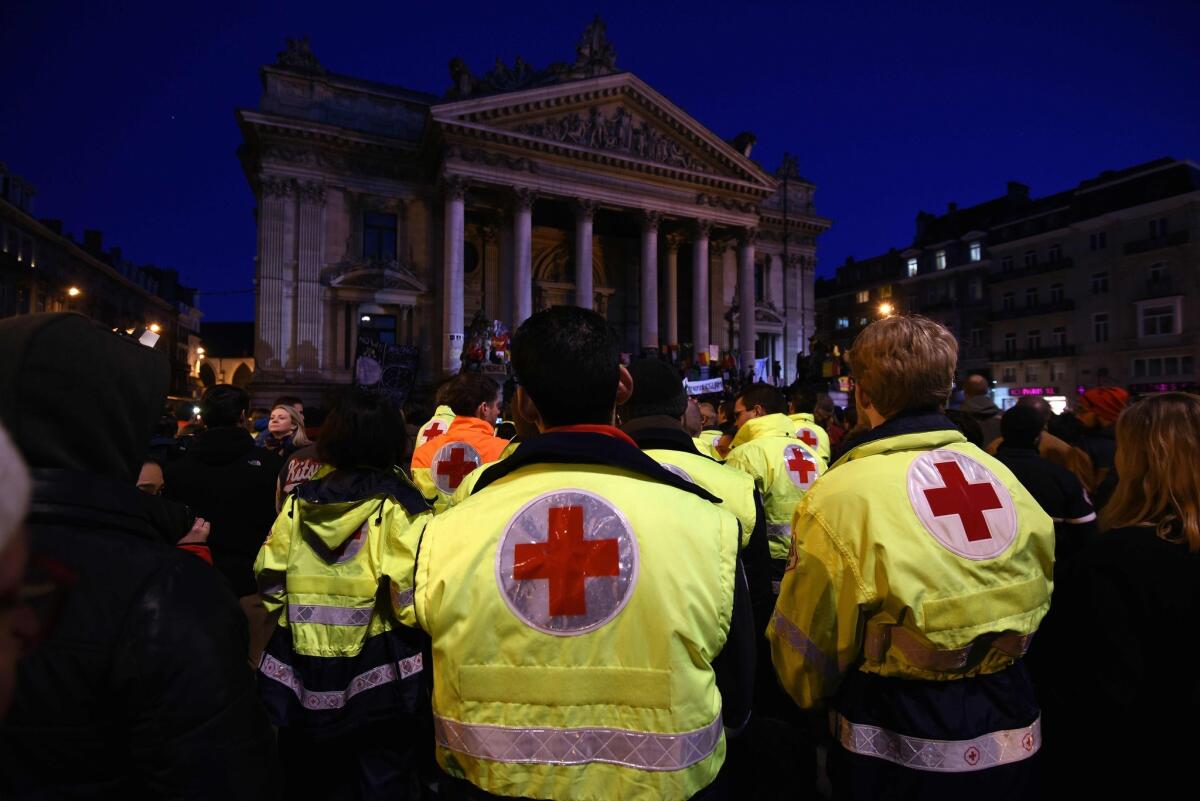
[0,313,275,800]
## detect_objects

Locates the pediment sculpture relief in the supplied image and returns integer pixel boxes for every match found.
[517,106,708,173]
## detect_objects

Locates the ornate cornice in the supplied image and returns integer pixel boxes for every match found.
[447,144,537,174]
[697,193,758,214]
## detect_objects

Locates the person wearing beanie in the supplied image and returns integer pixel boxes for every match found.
[0,422,32,718]
[994,404,1097,564]
[0,313,274,799]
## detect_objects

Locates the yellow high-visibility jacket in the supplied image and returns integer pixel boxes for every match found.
[788,412,831,466]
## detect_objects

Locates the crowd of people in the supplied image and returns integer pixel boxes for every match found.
[0,308,1196,800]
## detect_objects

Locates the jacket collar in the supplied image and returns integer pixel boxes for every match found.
[831,411,964,469]
[730,412,795,449]
[447,416,497,438]
[621,418,706,457]
[297,467,429,514]
[471,430,720,502]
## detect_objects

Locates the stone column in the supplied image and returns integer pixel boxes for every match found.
[295,181,326,372]
[574,199,595,309]
[442,177,466,374]
[738,229,758,376]
[256,176,293,370]
[665,233,682,346]
[692,220,710,361]
[513,188,535,327]
[640,211,661,351]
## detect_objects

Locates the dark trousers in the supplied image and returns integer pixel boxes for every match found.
[280,720,423,801]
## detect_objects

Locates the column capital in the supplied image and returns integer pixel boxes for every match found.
[574,198,597,221]
[260,175,294,198]
[481,225,498,243]
[513,187,537,210]
[666,232,685,254]
[442,174,469,200]
[739,227,759,248]
[295,180,325,204]
[641,209,661,231]
[694,219,712,239]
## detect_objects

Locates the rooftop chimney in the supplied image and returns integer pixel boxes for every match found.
[947,202,958,214]
[83,229,103,253]
[1007,181,1030,200]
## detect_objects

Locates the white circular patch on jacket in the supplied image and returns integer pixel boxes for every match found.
[659,462,694,483]
[795,426,822,451]
[495,489,639,637]
[783,444,819,490]
[432,441,481,494]
[417,419,448,447]
[906,450,1018,560]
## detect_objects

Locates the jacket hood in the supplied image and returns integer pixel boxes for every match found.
[292,468,428,550]
[0,313,169,483]
[730,412,795,449]
[832,411,963,469]
[960,395,1002,418]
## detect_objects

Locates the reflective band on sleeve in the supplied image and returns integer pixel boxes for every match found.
[769,609,838,681]
[392,586,414,609]
[831,712,1041,773]
[863,625,1034,673]
[766,522,791,545]
[287,604,373,626]
[260,652,423,710]
[1052,512,1097,524]
[434,711,723,772]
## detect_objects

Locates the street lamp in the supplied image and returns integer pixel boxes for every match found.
[67,286,81,297]
[148,323,161,333]
[878,302,895,317]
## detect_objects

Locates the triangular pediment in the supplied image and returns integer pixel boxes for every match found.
[431,73,776,191]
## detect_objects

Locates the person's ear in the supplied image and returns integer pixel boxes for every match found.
[515,387,545,432]
[615,365,633,407]
[855,385,872,410]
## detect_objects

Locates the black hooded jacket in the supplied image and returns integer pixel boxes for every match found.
[0,314,275,800]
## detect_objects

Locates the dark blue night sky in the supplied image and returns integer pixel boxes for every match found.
[3,0,1197,320]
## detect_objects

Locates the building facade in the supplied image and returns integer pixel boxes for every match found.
[0,162,203,396]
[236,21,830,405]
[817,158,1200,403]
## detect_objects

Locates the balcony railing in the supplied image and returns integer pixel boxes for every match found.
[1138,275,1180,300]
[988,299,1075,320]
[1123,230,1190,255]
[988,257,1074,283]
[989,344,1077,362]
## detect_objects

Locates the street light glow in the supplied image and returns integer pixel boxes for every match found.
[67,286,81,297]
[148,323,161,333]
[879,302,894,317]
[360,315,371,322]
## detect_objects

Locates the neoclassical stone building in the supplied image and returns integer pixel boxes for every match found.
[237,20,830,404]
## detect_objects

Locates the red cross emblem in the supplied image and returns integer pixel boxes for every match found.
[513,507,620,616]
[423,420,445,441]
[907,450,1017,560]
[797,427,819,449]
[963,746,981,766]
[497,490,638,635]
[785,445,818,489]
[433,441,481,494]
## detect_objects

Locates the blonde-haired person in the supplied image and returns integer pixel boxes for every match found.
[1037,391,1200,793]
[257,404,311,459]
[769,314,1054,799]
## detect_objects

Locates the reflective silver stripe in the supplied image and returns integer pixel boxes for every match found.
[260,652,423,710]
[434,711,723,771]
[769,609,838,681]
[287,604,372,626]
[832,712,1041,773]
[1052,512,1097,524]
[766,522,791,544]
[392,585,414,609]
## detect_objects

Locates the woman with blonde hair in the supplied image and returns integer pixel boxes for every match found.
[257,403,311,458]
[1038,391,1200,791]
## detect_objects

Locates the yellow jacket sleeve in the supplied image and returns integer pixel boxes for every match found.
[724,446,768,495]
[768,498,869,708]
[380,509,428,628]
[253,506,293,617]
